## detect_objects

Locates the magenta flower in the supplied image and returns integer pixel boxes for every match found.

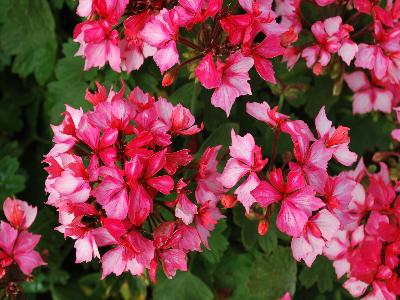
[251,168,324,237]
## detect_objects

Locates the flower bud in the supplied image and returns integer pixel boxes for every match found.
[162,72,176,87]
[221,194,237,208]
[258,219,269,236]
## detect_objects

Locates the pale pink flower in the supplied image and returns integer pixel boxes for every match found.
[3,198,37,230]
[141,8,180,73]
[73,20,121,72]
[120,12,156,72]
[344,71,393,114]
[211,52,254,116]
[291,209,340,266]
[218,130,268,212]
[246,101,289,129]
[315,106,357,166]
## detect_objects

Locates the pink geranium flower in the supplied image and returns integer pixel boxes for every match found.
[302,17,357,73]
[120,12,156,72]
[251,168,325,237]
[3,197,37,230]
[141,8,180,73]
[315,106,357,166]
[218,130,268,212]
[73,20,121,72]
[344,71,393,114]
[291,209,340,266]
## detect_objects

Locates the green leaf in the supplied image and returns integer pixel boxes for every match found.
[201,220,229,264]
[304,76,339,118]
[214,251,253,298]
[0,0,57,84]
[153,271,213,300]
[299,256,336,293]
[46,40,95,123]
[0,155,25,199]
[257,224,278,255]
[247,246,297,299]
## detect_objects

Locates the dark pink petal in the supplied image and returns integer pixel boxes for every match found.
[195,53,222,89]
[14,251,45,275]
[128,184,153,226]
[251,180,282,207]
[159,249,188,278]
[276,201,308,237]
[147,175,174,194]
[146,149,167,178]
[0,221,18,254]
[254,55,276,83]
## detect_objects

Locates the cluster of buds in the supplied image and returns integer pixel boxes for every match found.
[43,82,225,281]
[0,198,45,297]
[219,101,358,266]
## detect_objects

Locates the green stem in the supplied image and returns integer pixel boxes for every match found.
[190,80,200,115]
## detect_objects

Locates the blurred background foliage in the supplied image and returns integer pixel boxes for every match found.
[0,0,396,299]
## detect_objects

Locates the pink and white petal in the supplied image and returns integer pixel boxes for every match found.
[234,172,260,213]
[344,71,370,92]
[246,101,271,124]
[251,180,282,207]
[291,234,312,263]
[0,221,18,254]
[153,41,179,73]
[229,129,255,165]
[101,247,126,279]
[338,40,358,66]
[15,251,45,275]
[333,258,351,278]
[276,201,308,237]
[312,209,340,240]
[323,16,342,36]
[343,278,368,297]
[315,106,332,138]
[218,158,250,188]
[353,91,373,114]
[374,89,393,113]
[211,84,239,117]
[333,144,357,166]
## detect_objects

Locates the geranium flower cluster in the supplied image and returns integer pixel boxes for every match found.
[74,0,400,117]
[73,0,287,116]
[279,0,400,116]
[219,102,358,266]
[324,160,400,299]
[43,82,225,281]
[0,198,45,296]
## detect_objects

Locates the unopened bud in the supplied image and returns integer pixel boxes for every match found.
[221,194,237,208]
[162,72,176,87]
[312,63,324,76]
[281,28,298,47]
[258,219,269,236]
